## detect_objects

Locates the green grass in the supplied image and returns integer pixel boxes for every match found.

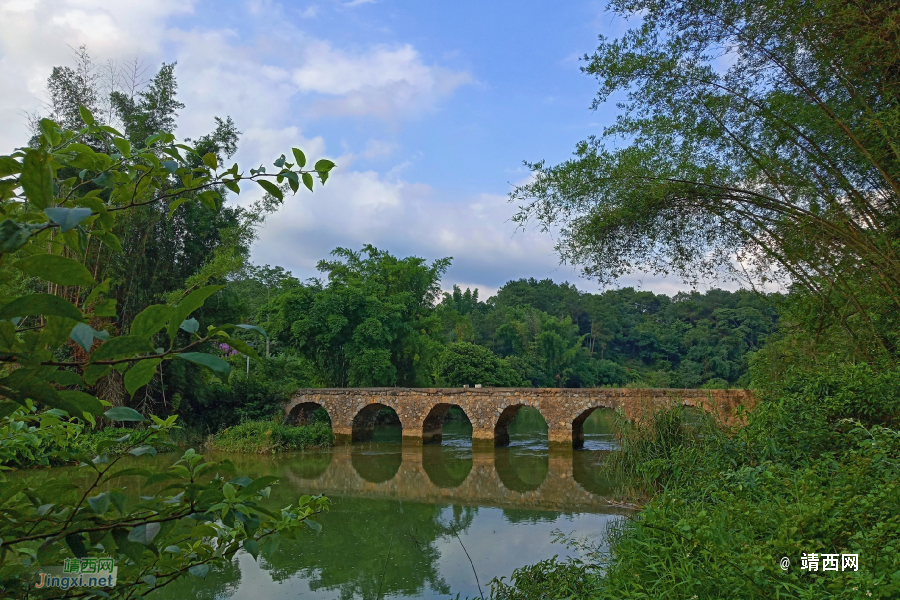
[206,419,333,453]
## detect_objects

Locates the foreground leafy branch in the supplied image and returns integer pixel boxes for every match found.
[0,107,335,597]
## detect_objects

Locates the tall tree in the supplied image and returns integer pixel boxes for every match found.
[512,0,900,357]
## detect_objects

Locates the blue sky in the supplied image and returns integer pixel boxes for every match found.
[0,0,696,297]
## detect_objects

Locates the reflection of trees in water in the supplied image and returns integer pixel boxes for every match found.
[154,497,473,600]
[501,508,560,524]
[265,498,477,600]
[152,555,242,600]
[572,449,618,496]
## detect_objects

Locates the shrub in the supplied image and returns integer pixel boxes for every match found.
[206,419,333,453]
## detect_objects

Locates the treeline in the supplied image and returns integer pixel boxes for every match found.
[250,245,780,391]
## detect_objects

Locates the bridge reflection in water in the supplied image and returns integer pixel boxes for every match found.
[153,410,626,600]
[280,409,624,513]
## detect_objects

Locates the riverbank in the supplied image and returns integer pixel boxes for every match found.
[491,361,900,599]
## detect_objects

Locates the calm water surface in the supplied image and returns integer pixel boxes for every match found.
[43,409,625,600]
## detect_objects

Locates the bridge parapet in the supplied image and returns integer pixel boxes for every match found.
[285,387,755,448]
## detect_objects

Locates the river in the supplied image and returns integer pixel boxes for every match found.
[33,408,627,600]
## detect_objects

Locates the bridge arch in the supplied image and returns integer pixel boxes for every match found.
[351,402,403,442]
[571,406,619,450]
[421,403,473,445]
[494,404,549,447]
[286,401,331,426]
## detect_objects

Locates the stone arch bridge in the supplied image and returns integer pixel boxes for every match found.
[285,387,755,448]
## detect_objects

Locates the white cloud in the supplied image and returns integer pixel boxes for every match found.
[291,42,472,118]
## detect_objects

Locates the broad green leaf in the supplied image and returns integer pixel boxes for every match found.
[90,336,155,363]
[65,533,88,558]
[176,352,231,376]
[286,171,299,193]
[238,476,279,498]
[198,190,219,210]
[0,370,77,412]
[105,467,153,481]
[20,149,53,209]
[167,196,191,217]
[305,519,322,532]
[202,152,218,170]
[131,305,172,338]
[0,401,20,419]
[0,219,34,253]
[0,320,17,352]
[104,406,147,422]
[87,492,110,514]
[41,315,78,347]
[112,138,131,157]
[302,172,314,191]
[167,285,224,340]
[189,564,210,579]
[14,254,96,286]
[0,293,82,321]
[70,322,94,352]
[113,529,146,564]
[45,207,93,233]
[56,390,104,415]
[48,369,83,386]
[70,322,109,352]
[314,159,335,172]
[39,119,61,146]
[124,359,162,397]
[223,179,240,194]
[235,324,268,339]
[291,148,306,168]
[243,539,259,560]
[222,337,258,360]
[180,318,199,334]
[79,105,96,126]
[84,364,112,385]
[257,179,283,200]
[129,445,157,457]
[128,522,160,545]
[0,155,22,177]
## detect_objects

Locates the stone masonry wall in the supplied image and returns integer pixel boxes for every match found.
[285,388,756,448]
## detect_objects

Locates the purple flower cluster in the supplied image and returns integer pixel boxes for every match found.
[217,342,238,357]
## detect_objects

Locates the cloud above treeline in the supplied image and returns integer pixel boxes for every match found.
[0,0,713,298]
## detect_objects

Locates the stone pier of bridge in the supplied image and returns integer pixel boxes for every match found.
[284,387,755,448]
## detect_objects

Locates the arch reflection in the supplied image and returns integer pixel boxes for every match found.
[421,444,473,488]
[351,443,402,484]
[286,450,333,480]
[572,449,617,496]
